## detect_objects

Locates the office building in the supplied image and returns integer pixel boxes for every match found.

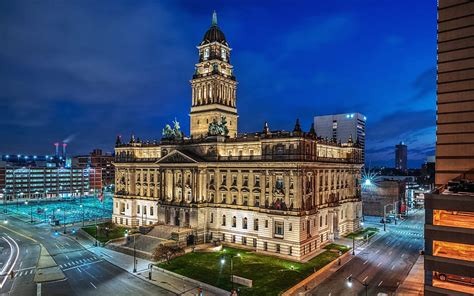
[424,1,474,295]
[73,149,115,187]
[395,142,408,171]
[314,113,366,160]
[112,12,364,262]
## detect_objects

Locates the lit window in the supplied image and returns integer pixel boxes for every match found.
[274,221,284,237]
[221,48,226,61]
[204,48,210,60]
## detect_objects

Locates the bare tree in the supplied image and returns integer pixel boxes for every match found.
[152,244,184,263]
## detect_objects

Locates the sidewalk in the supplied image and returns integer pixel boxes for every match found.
[396,255,424,296]
[71,232,227,296]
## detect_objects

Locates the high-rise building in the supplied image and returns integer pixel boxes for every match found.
[112,12,364,262]
[424,1,474,295]
[395,142,407,171]
[314,113,366,159]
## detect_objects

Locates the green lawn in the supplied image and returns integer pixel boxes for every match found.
[82,222,128,243]
[158,244,349,296]
[345,227,379,240]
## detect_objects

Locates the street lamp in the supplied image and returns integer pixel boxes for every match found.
[25,200,33,223]
[125,230,137,272]
[220,252,241,290]
[80,204,85,227]
[346,276,369,296]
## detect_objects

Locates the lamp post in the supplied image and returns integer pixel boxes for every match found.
[383,203,393,232]
[80,204,85,227]
[125,231,137,272]
[220,252,241,290]
[352,236,356,255]
[25,200,33,223]
[347,276,369,296]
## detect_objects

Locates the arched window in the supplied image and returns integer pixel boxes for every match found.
[243,217,248,229]
[232,216,237,227]
[222,215,226,226]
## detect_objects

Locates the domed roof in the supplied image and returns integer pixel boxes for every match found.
[201,11,229,46]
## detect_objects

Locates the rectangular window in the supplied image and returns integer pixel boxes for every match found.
[243,195,248,206]
[232,235,236,243]
[289,223,292,231]
[143,206,147,215]
[242,237,247,245]
[254,219,259,231]
[276,244,280,253]
[222,215,226,226]
[243,175,249,187]
[433,240,474,262]
[289,246,292,255]
[254,175,260,187]
[150,206,154,216]
[221,175,227,185]
[254,195,260,207]
[274,221,284,237]
[232,175,237,186]
[253,238,257,247]
[433,210,474,229]
[210,213,214,223]
[137,205,140,214]
[265,220,269,228]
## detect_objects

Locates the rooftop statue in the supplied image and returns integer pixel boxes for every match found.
[162,118,184,140]
[208,116,229,137]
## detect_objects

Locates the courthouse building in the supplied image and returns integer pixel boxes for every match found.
[112,12,363,261]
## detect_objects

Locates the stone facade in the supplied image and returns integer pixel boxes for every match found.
[112,13,363,261]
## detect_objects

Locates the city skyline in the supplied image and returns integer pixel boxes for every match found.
[0,1,436,168]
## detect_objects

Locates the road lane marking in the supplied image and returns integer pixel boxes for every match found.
[362,276,368,283]
[388,251,392,255]
[0,236,20,289]
[375,249,379,254]
[65,255,69,260]
[378,281,383,287]
[363,260,368,265]
[377,262,382,267]
[90,282,97,289]
[391,264,396,270]
[62,260,103,272]
[37,283,41,296]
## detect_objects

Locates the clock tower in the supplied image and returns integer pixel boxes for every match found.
[190,11,238,138]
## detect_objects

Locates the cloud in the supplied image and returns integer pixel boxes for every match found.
[410,67,436,101]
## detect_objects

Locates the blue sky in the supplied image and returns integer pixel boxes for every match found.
[0,1,436,167]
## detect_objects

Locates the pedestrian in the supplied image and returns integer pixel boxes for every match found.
[10,270,15,279]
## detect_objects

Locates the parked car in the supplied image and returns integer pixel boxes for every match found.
[435,272,474,286]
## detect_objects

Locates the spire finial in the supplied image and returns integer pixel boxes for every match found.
[212,10,218,26]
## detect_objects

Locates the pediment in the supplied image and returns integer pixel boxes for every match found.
[157,150,198,164]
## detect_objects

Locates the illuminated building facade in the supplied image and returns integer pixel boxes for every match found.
[112,12,363,261]
[424,1,474,295]
[0,158,101,201]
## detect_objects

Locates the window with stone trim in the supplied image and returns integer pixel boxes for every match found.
[232,216,237,227]
[243,217,248,229]
[274,221,284,237]
[222,215,226,226]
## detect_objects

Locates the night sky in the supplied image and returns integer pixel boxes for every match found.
[0,1,436,168]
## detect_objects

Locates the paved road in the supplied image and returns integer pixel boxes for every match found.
[309,210,425,296]
[0,216,175,296]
